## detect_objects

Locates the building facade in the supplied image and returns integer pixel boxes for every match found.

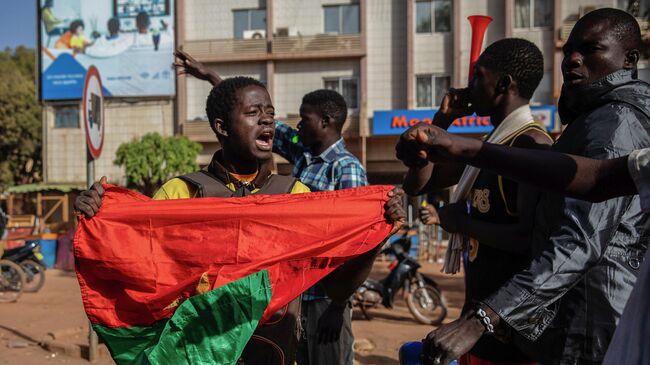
[43,0,649,186]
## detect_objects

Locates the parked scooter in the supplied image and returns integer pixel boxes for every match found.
[2,241,46,293]
[353,229,447,325]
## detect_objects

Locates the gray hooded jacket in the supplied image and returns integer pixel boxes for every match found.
[484,69,650,364]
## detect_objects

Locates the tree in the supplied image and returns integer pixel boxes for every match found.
[0,47,41,192]
[114,133,202,196]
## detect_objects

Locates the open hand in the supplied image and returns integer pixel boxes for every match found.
[74,176,107,218]
[174,49,222,86]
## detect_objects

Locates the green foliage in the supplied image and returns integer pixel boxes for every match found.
[0,47,41,192]
[114,133,202,196]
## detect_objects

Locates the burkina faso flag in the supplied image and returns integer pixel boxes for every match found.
[74,185,393,365]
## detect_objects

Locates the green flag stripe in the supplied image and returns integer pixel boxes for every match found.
[93,269,272,365]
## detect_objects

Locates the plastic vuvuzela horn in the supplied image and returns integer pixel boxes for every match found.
[467,15,493,82]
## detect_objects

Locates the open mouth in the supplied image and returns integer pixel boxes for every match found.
[255,130,274,151]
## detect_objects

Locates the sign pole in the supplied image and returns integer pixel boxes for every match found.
[86,147,98,363]
[83,65,104,363]
[86,148,94,189]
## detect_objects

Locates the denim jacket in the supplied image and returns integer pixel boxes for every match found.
[484,70,650,364]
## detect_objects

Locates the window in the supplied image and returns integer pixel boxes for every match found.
[324,4,359,34]
[514,0,552,28]
[54,105,79,128]
[233,9,266,39]
[416,75,450,108]
[323,77,359,109]
[416,0,452,33]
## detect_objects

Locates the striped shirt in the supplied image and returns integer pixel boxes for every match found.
[274,121,368,300]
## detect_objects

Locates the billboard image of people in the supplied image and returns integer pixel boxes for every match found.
[39,0,175,100]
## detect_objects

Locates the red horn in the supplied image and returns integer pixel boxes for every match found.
[467,15,493,82]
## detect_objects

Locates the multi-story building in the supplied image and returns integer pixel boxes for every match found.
[42,0,649,186]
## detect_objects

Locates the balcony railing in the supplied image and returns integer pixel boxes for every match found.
[273,34,363,59]
[183,38,267,62]
[182,120,214,143]
[182,34,363,62]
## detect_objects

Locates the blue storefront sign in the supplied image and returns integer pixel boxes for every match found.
[372,105,556,135]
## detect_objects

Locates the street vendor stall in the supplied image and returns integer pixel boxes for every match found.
[1,184,83,268]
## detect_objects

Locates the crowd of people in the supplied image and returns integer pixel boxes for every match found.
[74,7,648,365]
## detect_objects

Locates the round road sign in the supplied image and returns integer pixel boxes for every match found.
[83,66,105,159]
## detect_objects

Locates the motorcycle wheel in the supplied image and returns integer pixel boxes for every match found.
[20,260,46,293]
[406,285,447,325]
[0,260,25,303]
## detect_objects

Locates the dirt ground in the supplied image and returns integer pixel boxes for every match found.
[0,261,465,365]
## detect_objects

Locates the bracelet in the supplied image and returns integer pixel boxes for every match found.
[474,307,494,333]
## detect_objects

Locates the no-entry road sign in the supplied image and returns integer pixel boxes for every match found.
[83,66,104,159]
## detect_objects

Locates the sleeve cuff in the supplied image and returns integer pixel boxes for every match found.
[628,148,650,212]
[483,282,559,341]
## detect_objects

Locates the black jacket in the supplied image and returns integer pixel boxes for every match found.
[484,70,650,364]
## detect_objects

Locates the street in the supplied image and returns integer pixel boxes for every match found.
[0,260,464,365]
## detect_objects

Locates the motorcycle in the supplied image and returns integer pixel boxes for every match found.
[2,241,47,293]
[353,230,447,325]
[0,259,25,303]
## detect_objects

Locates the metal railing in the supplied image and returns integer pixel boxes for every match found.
[183,38,267,62]
[182,34,363,62]
[182,120,214,142]
[273,34,362,58]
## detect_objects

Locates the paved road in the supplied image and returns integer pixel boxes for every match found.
[0,261,464,365]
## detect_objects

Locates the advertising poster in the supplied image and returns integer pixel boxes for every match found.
[372,105,557,136]
[39,0,175,100]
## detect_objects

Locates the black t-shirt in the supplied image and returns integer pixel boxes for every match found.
[461,130,543,362]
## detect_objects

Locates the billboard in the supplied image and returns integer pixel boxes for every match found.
[372,105,557,135]
[39,0,175,100]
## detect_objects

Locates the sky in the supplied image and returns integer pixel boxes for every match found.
[0,0,37,49]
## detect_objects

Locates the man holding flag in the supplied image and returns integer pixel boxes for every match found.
[174,50,372,365]
[74,76,405,364]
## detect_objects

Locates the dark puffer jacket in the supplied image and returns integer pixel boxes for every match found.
[484,69,650,365]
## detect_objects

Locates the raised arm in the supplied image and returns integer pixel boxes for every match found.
[174,49,222,86]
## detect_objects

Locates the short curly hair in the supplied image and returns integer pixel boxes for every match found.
[477,38,544,100]
[205,76,267,134]
[577,8,641,51]
[302,89,348,131]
